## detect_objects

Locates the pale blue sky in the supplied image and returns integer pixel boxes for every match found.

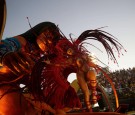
[2,0,135,73]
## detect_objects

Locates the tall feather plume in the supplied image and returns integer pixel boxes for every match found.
[75,29,125,64]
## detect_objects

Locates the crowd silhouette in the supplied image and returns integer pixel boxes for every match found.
[97,67,135,111]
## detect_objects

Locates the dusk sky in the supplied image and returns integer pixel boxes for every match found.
[2,0,135,82]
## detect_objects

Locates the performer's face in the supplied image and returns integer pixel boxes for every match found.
[36,30,54,52]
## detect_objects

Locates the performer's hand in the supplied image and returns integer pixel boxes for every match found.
[2,51,35,76]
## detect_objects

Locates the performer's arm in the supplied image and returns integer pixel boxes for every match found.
[0,36,34,75]
[0,36,26,64]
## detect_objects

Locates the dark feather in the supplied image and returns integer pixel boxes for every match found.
[75,29,124,64]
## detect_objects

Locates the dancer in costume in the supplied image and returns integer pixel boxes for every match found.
[0,2,126,113]
[0,22,82,114]
[0,1,126,115]
[0,21,125,115]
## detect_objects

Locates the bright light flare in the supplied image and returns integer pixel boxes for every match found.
[89,52,97,64]
[0,66,10,73]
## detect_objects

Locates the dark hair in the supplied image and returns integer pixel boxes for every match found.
[20,22,60,45]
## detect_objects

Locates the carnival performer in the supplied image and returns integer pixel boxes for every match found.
[0,21,82,114]
[0,20,126,115]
